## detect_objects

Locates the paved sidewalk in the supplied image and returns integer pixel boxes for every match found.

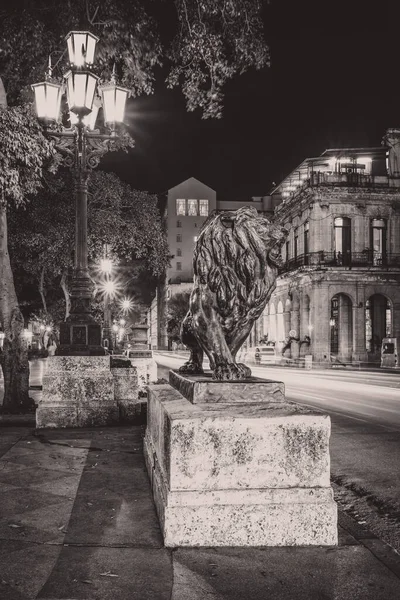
[1,426,400,599]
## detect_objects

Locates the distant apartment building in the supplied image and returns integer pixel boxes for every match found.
[166,177,217,285]
[260,129,400,366]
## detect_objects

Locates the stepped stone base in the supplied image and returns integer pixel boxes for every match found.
[144,371,338,547]
[126,350,158,391]
[111,367,139,422]
[36,356,117,428]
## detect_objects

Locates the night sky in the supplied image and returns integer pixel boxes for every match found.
[104,0,393,201]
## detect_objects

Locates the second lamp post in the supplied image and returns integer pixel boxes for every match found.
[32,31,130,355]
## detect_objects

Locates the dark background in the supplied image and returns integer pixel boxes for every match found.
[104,0,393,200]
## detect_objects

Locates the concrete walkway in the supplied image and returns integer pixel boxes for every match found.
[1,426,400,599]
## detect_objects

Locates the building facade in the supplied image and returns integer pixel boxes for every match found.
[166,178,217,285]
[261,130,400,365]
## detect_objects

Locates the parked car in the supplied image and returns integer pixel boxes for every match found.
[249,345,276,364]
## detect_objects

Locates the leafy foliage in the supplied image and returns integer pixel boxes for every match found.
[0,0,269,118]
[167,0,269,117]
[0,104,59,206]
[8,169,170,320]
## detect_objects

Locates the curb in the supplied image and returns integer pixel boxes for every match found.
[338,510,400,579]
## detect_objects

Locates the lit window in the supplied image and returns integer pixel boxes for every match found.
[177,248,182,256]
[370,219,387,265]
[176,262,182,271]
[334,217,351,265]
[199,199,209,216]
[188,199,198,216]
[176,199,186,215]
[176,234,182,242]
[177,220,182,228]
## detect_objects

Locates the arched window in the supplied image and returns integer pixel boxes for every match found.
[334,217,351,265]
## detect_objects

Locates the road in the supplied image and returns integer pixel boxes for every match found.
[154,351,400,551]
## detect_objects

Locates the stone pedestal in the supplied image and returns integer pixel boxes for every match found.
[36,356,117,428]
[144,371,338,547]
[111,367,139,422]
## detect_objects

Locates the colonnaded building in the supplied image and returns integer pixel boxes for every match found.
[149,129,400,366]
[263,129,400,366]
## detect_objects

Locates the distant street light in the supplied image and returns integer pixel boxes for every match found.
[100,258,113,275]
[31,30,130,355]
[121,298,133,312]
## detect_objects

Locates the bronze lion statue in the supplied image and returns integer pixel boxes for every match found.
[179,206,287,380]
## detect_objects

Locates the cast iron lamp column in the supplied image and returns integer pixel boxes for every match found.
[32,31,129,355]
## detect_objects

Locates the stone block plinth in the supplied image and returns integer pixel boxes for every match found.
[111,367,139,422]
[169,370,285,404]
[36,356,116,428]
[126,350,158,391]
[144,377,337,547]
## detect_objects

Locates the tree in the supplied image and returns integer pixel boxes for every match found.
[167,291,191,346]
[8,169,170,326]
[0,92,58,412]
[0,0,269,118]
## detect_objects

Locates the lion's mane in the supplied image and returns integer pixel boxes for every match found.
[191,207,283,346]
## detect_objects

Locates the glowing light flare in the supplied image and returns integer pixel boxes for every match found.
[65,31,99,67]
[100,83,129,124]
[100,258,113,274]
[23,329,33,340]
[120,298,133,312]
[65,70,98,116]
[31,80,63,121]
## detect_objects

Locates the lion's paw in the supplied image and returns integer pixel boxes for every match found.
[179,362,204,375]
[213,362,252,381]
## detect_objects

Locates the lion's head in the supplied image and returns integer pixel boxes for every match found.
[193,206,286,319]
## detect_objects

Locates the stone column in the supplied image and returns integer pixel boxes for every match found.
[290,298,301,360]
[352,290,368,362]
[310,286,330,364]
[338,295,351,362]
[393,302,400,338]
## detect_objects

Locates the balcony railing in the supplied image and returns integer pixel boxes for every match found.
[279,251,400,274]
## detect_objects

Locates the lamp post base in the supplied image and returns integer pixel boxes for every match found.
[57,276,106,356]
[57,317,106,356]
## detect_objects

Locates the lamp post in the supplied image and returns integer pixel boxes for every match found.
[32,31,130,355]
[100,253,114,351]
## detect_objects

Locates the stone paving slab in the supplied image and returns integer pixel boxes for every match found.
[0,426,400,599]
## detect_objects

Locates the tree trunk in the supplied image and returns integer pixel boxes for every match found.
[0,203,32,413]
[157,274,169,350]
[38,265,47,312]
[60,270,71,320]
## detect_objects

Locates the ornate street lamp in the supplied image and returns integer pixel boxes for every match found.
[32,32,130,355]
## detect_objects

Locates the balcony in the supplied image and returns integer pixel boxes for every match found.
[278,251,400,274]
